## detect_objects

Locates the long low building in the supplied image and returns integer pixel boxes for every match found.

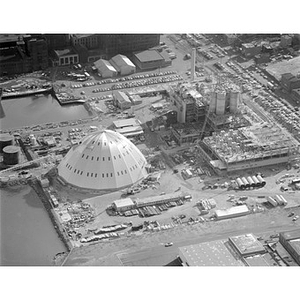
[134,192,191,208]
[214,205,250,220]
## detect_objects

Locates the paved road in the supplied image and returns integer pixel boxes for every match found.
[65,206,300,266]
[117,223,299,266]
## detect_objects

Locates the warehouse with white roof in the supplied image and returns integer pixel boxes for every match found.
[109,54,136,76]
[94,59,117,78]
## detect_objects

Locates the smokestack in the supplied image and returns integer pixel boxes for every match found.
[191,48,196,81]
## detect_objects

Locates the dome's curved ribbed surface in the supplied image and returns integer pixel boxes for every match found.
[57,129,147,190]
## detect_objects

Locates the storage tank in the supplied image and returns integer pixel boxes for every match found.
[275,195,284,205]
[247,176,255,187]
[267,196,277,207]
[251,175,261,187]
[0,133,14,153]
[3,145,19,165]
[256,174,266,187]
[229,90,239,113]
[216,91,226,115]
[236,177,245,189]
[278,195,287,206]
[241,177,250,188]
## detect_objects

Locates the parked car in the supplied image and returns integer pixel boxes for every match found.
[164,242,173,247]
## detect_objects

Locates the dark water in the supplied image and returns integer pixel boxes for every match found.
[0,94,91,130]
[0,186,66,266]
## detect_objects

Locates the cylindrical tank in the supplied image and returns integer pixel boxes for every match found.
[241,177,250,188]
[247,176,255,187]
[275,195,283,206]
[267,196,277,207]
[256,174,266,187]
[0,133,14,153]
[278,195,287,206]
[236,177,245,189]
[251,175,261,187]
[3,145,19,165]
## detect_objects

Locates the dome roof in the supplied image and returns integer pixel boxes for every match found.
[57,129,147,190]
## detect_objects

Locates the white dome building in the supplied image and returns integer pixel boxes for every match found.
[57,129,148,191]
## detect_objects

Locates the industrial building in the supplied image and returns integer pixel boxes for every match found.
[94,59,117,78]
[279,230,300,265]
[281,73,300,92]
[112,117,144,139]
[113,91,132,110]
[97,34,160,57]
[170,123,203,146]
[52,47,79,66]
[241,43,261,58]
[214,205,250,220]
[179,233,269,266]
[109,54,136,76]
[112,198,136,212]
[170,82,206,123]
[228,233,266,257]
[179,240,244,266]
[199,122,300,173]
[57,129,148,192]
[132,50,167,70]
[0,34,49,76]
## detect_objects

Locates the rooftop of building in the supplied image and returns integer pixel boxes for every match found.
[113,197,135,208]
[243,255,270,266]
[113,118,141,129]
[110,54,135,68]
[72,34,96,39]
[94,59,117,73]
[289,239,300,256]
[134,50,164,63]
[134,192,185,206]
[179,240,244,266]
[171,123,202,136]
[280,229,300,241]
[0,46,23,62]
[0,34,22,43]
[203,122,299,164]
[229,233,266,256]
[54,47,78,57]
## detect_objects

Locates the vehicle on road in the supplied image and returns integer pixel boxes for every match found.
[164,242,173,247]
[292,215,299,221]
[288,212,295,217]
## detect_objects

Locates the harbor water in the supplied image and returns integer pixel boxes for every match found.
[0,93,91,130]
[0,185,67,266]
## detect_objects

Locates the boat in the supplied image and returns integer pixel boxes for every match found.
[2,85,53,99]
